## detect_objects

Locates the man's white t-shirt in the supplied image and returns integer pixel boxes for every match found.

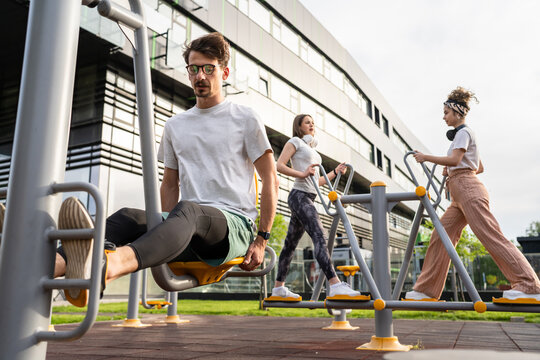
[447,127,480,172]
[158,100,272,222]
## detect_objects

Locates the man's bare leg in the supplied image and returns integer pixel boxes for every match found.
[55,246,139,284]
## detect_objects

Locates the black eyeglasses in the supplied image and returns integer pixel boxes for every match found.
[185,64,218,76]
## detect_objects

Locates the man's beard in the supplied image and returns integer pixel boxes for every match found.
[194,80,210,98]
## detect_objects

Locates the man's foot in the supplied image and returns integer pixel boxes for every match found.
[404,290,436,300]
[502,289,540,301]
[271,286,301,299]
[59,197,94,308]
[328,282,360,297]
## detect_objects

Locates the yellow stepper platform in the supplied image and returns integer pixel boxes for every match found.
[326,294,371,301]
[264,295,302,302]
[492,297,540,305]
[139,300,172,309]
[168,257,244,286]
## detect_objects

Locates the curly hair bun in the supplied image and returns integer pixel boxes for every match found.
[447,86,479,109]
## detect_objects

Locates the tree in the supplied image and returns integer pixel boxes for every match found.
[416,221,488,262]
[525,221,540,237]
[255,212,288,256]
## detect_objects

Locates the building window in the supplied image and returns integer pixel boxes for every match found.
[299,39,308,62]
[382,116,389,136]
[394,166,415,192]
[384,156,392,177]
[248,0,270,32]
[234,51,259,91]
[237,0,249,15]
[258,68,269,96]
[392,129,412,155]
[300,94,317,117]
[271,14,281,41]
[281,23,299,55]
[307,46,323,74]
[365,98,372,118]
[358,135,374,163]
[330,63,343,90]
[270,75,291,109]
[344,78,358,105]
[374,107,380,127]
[376,148,383,170]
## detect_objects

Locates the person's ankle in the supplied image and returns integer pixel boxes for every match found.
[107,246,138,282]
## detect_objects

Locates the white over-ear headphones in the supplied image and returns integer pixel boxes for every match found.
[302,134,318,148]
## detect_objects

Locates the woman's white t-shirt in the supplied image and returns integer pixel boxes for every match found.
[288,137,321,194]
[447,127,480,172]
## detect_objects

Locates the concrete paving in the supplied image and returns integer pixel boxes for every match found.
[45,314,540,359]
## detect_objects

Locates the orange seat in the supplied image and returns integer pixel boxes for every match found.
[167,257,244,286]
[337,265,360,277]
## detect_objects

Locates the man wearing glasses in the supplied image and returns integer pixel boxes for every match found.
[54,32,278,307]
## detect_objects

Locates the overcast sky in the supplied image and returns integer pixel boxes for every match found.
[299,0,540,241]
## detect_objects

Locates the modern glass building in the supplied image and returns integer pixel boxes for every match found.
[0,0,445,295]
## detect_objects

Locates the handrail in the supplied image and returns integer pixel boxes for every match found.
[403,151,442,203]
[310,163,354,216]
[225,246,276,278]
[36,181,106,341]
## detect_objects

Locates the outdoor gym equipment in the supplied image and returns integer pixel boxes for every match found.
[265,153,540,351]
[0,1,275,358]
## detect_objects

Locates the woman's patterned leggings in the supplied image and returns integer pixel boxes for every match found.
[276,189,337,282]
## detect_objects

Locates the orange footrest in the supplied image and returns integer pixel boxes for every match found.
[327,294,371,301]
[492,297,540,305]
[264,296,302,302]
[139,300,172,309]
[168,257,244,285]
[336,265,360,277]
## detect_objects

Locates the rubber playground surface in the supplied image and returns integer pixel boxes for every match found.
[46,314,540,359]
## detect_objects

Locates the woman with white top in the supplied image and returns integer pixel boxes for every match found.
[406,86,540,301]
[271,114,360,299]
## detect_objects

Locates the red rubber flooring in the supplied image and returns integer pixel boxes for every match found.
[46,314,540,359]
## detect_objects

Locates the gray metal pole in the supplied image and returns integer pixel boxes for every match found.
[391,204,424,300]
[420,196,483,305]
[370,184,393,338]
[109,0,162,323]
[311,216,340,300]
[167,292,178,317]
[0,1,81,358]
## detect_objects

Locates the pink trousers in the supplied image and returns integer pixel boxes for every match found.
[413,169,540,298]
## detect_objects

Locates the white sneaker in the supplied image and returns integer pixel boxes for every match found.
[328,282,360,297]
[502,289,540,301]
[271,286,300,299]
[405,290,434,300]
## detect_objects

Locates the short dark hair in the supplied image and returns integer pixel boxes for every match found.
[183,32,230,68]
[292,114,311,138]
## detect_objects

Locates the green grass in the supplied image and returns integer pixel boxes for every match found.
[51,299,540,324]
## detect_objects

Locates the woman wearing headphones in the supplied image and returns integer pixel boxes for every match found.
[406,86,540,301]
[271,114,360,299]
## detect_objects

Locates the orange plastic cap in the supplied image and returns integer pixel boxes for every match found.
[373,299,386,311]
[370,181,386,187]
[415,186,426,197]
[328,191,338,202]
[474,301,487,313]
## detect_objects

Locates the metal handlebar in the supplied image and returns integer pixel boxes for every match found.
[37,181,106,341]
[225,246,277,278]
[310,163,354,216]
[403,151,443,204]
[152,246,277,291]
